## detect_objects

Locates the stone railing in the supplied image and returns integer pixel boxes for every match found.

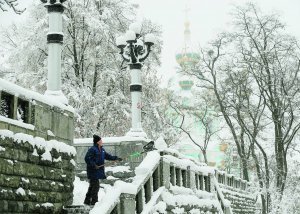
[215,171,250,191]
[91,149,255,214]
[90,151,163,214]
[0,78,74,145]
[0,130,76,213]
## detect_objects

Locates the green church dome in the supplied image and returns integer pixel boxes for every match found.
[176,52,200,66]
[179,79,194,90]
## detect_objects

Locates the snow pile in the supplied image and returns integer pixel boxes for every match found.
[163,154,214,175]
[172,207,185,214]
[163,148,207,167]
[170,185,214,200]
[161,191,219,209]
[135,151,160,175]
[154,136,168,150]
[21,178,30,183]
[0,130,76,157]
[41,203,54,208]
[16,187,26,196]
[153,201,167,214]
[106,165,131,173]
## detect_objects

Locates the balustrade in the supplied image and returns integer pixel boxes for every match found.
[93,150,253,214]
[0,80,74,144]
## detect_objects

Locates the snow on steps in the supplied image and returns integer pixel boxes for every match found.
[62,205,91,214]
[151,185,221,213]
[76,164,135,185]
[219,185,256,214]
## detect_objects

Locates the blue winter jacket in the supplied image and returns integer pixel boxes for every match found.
[85,145,118,180]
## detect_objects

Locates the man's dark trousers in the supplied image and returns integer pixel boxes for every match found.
[84,179,99,205]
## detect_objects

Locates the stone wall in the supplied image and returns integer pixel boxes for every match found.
[0,132,76,213]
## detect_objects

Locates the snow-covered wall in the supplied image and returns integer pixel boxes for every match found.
[0,130,76,213]
[0,79,74,145]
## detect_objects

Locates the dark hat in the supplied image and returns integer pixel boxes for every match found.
[93,135,101,144]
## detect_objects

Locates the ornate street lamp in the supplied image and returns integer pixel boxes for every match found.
[116,22,155,138]
[40,0,68,104]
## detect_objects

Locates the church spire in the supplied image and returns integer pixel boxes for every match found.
[175,4,200,70]
[183,4,191,48]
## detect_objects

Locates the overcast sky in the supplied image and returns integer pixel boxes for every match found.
[1,0,300,86]
[136,0,300,86]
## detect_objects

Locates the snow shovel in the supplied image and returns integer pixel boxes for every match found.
[97,141,157,168]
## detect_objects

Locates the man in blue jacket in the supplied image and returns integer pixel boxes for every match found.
[84,135,122,205]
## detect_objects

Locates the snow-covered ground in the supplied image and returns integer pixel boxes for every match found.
[72,177,106,206]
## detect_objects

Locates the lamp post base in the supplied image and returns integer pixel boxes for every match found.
[126,128,147,138]
[45,90,68,105]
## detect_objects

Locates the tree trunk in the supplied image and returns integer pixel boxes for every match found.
[240,156,249,181]
[92,65,98,95]
[252,145,267,214]
[202,150,208,164]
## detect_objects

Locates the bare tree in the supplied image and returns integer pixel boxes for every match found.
[183,37,253,181]
[163,92,220,164]
[0,0,25,14]
[226,68,271,213]
[233,4,300,207]
[186,3,300,212]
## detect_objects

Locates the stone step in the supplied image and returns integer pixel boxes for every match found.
[166,204,219,213]
[62,205,92,214]
[76,165,135,186]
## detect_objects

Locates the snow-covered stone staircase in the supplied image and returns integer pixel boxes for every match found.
[65,149,257,214]
[220,185,256,214]
[152,185,220,213]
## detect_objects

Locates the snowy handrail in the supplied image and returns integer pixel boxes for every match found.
[215,170,250,191]
[93,151,163,214]
[92,149,252,214]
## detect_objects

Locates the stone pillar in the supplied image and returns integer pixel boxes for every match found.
[161,160,170,189]
[136,188,144,214]
[153,166,160,191]
[187,166,195,189]
[182,169,187,187]
[144,177,153,203]
[120,193,136,214]
[199,174,204,190]
[12,96,18,120]
[195,173,199,190]
[224,174,229,186]
[209,173,215,193]
[176,168,181,186]
[43,0,68,104]
[170,165,175,186]
[126,64,147,138]
[204,175,211,192]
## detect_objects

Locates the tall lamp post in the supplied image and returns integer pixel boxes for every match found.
[41,0,68,104]
[116,22,155,138]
